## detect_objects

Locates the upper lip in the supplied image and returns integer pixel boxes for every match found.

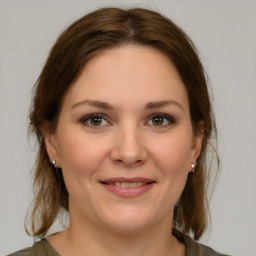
[99,177,156,184]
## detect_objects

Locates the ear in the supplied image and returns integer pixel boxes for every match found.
[42,123,60,168]
[190,120,204,163]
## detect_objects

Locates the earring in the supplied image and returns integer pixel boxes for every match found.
[52,160,56,167]
[191,163,196,172]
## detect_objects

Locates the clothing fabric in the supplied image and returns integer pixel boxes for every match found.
[8,235,230,256]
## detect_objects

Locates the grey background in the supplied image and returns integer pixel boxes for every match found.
[1,0,256,255]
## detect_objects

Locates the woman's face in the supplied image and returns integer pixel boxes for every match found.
[45,46,203,234]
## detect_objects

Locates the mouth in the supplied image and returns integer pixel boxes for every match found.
[101,181,151,188]
[99,177,156,198]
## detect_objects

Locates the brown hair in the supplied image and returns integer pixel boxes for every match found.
[28,7,218,240]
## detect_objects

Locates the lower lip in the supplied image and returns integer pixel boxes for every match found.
[101,183,155,198]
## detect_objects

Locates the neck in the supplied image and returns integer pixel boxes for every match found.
[50,213,184,256]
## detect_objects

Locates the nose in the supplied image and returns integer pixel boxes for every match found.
[110,124,148,167]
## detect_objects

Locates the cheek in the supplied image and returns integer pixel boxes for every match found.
[150,134,193,173]
[151,134,193,207]
[56,130,110,177]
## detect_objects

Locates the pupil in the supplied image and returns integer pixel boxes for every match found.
[91,117,102,126]
[153,116,163,126]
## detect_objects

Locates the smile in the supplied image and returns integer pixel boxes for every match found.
[105,182,147,188]
[99,178,156,198]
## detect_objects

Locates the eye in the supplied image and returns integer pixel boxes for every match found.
[80,114,110,128]
[147,114,175,127]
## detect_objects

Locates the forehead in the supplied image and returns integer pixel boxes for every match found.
[62,45,189,111]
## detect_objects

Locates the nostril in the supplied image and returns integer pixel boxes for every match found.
[114,159,124,164]
[110,142,148,167]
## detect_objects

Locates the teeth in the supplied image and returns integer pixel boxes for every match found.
[110,182,146,188]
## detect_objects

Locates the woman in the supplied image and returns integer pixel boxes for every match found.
[9,7,229,256]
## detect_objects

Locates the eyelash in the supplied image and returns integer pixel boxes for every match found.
[146,113,176,127]
[80,114,110,128]
[80,113,176,128]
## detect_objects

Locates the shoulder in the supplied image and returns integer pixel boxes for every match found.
[183,235,230,256]
[7,247,32,256]
[7,239,60,256]
[7,247,31,256]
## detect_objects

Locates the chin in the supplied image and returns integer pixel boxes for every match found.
[105,220,152,235]
[97,206,161,235]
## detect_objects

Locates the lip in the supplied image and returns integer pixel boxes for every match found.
[99,177,156,198]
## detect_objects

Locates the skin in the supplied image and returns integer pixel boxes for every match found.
[44,45,203,256]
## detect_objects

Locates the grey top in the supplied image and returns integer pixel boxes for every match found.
[8,235,230,256]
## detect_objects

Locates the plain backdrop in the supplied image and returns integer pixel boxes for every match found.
[0,0,256,255]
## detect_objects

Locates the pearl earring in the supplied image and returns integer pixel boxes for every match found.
[191,163,196,172]
[52,160,56,166]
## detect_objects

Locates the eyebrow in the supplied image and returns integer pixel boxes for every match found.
[71,100,114,110]
[145,100,184,111]
[71,99,184,111]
